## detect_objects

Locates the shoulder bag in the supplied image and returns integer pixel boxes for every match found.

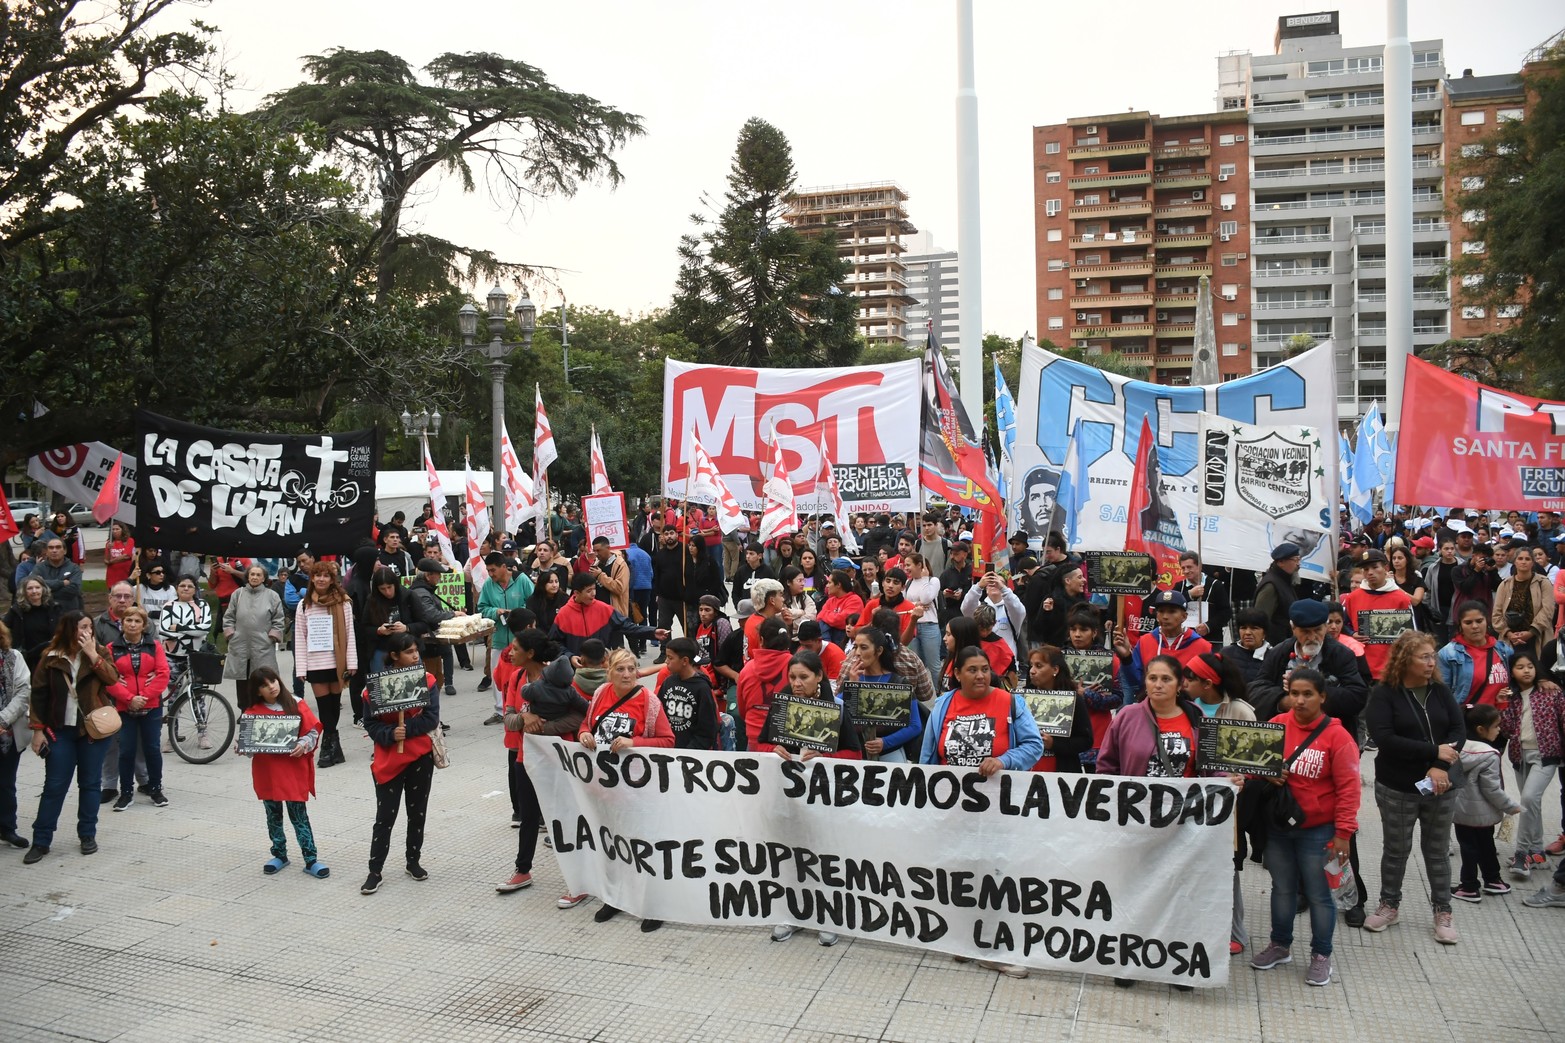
[1270,717,1331,829]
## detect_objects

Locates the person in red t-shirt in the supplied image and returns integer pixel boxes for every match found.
[796,620,845,680]
[209,556,252,617]
[854,568,919,645]
[1252,668,1360,988]
[1340,550,1414,679]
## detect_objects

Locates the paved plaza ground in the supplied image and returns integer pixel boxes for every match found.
[3,652,1564,1043]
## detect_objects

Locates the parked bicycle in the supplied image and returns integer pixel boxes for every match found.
[164,649,237,764]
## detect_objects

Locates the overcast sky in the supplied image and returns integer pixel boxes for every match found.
[181,0,1556,341]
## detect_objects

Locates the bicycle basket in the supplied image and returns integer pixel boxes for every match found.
[190,649,226,684]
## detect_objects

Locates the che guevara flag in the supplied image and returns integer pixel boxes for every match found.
[920,337,1001,511]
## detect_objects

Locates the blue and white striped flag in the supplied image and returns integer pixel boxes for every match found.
[1056,420,1091,549]
[993,359,1017,515]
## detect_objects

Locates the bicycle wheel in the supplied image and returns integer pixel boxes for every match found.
[166,687,237,765]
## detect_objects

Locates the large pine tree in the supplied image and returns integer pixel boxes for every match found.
[664,118,860,369]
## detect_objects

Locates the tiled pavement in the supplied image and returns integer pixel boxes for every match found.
[4,663,1564,1043]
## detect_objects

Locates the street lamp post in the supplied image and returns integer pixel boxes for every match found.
[400,407,444,519]
[456,286,536,527]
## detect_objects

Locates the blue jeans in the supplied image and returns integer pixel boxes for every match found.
[1265,821,1336,956]
[914,620,942,681]
[32,728,110,848]
[119,708,164,794]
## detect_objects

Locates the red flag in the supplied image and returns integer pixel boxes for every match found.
[919,338,1001,511]
[92,453,123,525]
[1124,416,1185,589]
[0,488,18,543]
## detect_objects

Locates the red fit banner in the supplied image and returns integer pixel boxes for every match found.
[1395,356,1565,510]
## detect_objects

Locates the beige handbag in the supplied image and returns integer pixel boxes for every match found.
[429,717,450,769]
[83,704,122,740]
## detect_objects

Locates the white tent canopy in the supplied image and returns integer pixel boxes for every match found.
[375,469,493,524]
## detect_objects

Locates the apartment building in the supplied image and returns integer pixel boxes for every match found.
[1032,110,1254,384]
[1443,69,1528,340]
[902,232,961,348]
[782,182,918,346]
[1216,12,1448,420]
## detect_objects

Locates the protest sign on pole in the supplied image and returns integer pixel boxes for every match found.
[582,491,629,550]
[526,737,1234,987]
[1012,340,1339,579]
[1197,412,1331,535]
[662,359,920,513]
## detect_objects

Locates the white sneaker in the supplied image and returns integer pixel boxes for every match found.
[817,932,839,947]
[771,925,796,942]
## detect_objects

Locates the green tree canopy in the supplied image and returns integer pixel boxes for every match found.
[1450,41,1565,386]
[263,48,643,301]
[663,118,860,368]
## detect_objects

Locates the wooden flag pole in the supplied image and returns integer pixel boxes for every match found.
[396,710,405,754]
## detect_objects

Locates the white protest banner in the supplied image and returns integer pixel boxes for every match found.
[28,442,138,524]
[1012,341,1340,579]
[525,737,1234,987]
[661,359,921,513]
[1198,412,1331,537]
[583,491,628,550]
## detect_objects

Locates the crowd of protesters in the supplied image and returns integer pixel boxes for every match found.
[3,497,1564,990]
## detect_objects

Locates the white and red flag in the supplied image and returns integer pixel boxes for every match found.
[498,421,537,537]
[686,433,745,536]
[589,426,612,494]
[817,433,858,554]
[757,429,798,546]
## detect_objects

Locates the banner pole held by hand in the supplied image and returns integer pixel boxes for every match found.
[397,710,405,754]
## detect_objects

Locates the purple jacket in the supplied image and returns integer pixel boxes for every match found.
[1096,699,1204,777]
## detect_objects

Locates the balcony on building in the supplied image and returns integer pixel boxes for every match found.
[1070,259,1157,279]
[1068,170,1153,191]
[1154,260,1214,278]
[1070,199,1154,218]
[1073,322,1155,339]
[1155,231,1214,249]
[1067,137,1152,161]
[1154,172,1213,190]
[1069,291,1155,309]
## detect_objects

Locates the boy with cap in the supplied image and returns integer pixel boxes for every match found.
[1339,549,1415,680]
[1113,590,1211,702]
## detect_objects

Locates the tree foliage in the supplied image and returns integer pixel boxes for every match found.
[664,118,861,369]
[0,93,454,466]
[0,0,212,253]
[263,49,644,302]
[1450,41,1565,386]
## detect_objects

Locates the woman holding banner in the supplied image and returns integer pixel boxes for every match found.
[1096,653,1205,991]
[579,648,674,932]
[920,646,1043,979]
[763,649,863,948]
[843,628,923,762]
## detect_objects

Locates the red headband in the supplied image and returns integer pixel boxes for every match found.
[1185,656,1222,686]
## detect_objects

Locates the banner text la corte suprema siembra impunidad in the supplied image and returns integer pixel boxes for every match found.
[525,737,1235,987]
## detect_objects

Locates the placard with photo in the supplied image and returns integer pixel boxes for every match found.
[766,693,841,754]
[237,714,302,755]
[1198,718,1285,778]
[846,681,914,729]
[1083,551,1158,596]
[1017,689,1078,738]
[366,665,432,716]
[1357,608,1415,644]
[1062,647,1115,689]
